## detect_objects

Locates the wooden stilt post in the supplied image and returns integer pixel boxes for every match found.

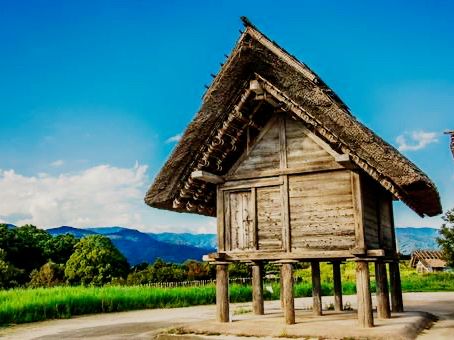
[375,260,391,319]
[332,261,343,312]
[356,260,374,328]
[280,261,295,325]
[389,260,404,313]
[216,262,229,322]
[252,261,264,315]
[311,261,322,316]
[280,265,284,309]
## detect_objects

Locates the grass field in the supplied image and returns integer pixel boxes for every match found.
[1,263,453,326]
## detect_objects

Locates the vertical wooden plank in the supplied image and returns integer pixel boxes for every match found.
[279,115,287,169]
[351,172,366,252]
[332,261,343,312]
[251,187,258,250]
[281,175,290,252]
[224,191,231,251]
[252,262,264,315]
[375,260,391,319]
[216,263,229,322]
[311,261,322,316]
[281,263,295,324]
[356,261,374,328]
[216,187,225,251]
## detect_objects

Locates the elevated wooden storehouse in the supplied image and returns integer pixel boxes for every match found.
[145,18,442,327]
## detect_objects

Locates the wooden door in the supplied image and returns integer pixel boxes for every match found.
[228,191,254,250]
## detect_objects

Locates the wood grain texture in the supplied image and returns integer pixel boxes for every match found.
[285,116,342,171]
[289,170,356,251]
[216,263,229,322]
[281,263,295,324]
[216,187,225,251]
[311,261,322,316]
[356,261,374,328]
[257,186,283,250]
[229,191,254,250]
[233,118,280,177]
[375,261,391,319]
[252,262,264,315]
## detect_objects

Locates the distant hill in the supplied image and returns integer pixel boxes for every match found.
[47,226,96,238]
[149,232,217,250]
[47,226,213,265]
[395,227,439,255]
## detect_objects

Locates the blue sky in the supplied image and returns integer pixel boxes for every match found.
[0,0,453,232]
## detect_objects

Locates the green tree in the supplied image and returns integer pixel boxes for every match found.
[0,248,23,288]
[29,261,65,288]
[13,225,52,273]
[65,235,129,286]
[437,208,454,267]
[44,234,78,264]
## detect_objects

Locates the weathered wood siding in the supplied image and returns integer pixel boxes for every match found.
[218,113,396,259]
[257,186,283,250]
[289,170,356,251]
[361,176,380,249]
[233,121,280,177]
[360,175,394,251]
[285,116,342,171]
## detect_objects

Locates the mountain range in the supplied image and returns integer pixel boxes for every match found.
[46,226,216,265]
[43,226,440,264]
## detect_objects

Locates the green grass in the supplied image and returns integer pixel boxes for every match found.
[1,263,454,326]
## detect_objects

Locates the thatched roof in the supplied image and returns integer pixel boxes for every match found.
[145,17,442,218]
[410,250,445,268]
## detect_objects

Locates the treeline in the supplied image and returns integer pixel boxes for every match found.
[0,224,252,289]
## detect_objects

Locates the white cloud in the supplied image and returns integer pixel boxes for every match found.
[0,163,216,234]
[0,164,149,228]
[50,160,64,167]
[165,133,182,144]
[396,130,439,152]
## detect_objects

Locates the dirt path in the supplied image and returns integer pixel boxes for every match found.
[0,292,452,339]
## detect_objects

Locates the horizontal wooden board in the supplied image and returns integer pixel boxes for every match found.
[257,186,283,250]
[288,170,356,251]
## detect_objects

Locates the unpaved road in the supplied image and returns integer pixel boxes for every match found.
[0,292,453,339]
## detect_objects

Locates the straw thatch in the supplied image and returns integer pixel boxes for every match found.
[145,18,442,218]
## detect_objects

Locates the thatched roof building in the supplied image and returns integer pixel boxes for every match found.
[410,250,447,272]
[145,18,441,218]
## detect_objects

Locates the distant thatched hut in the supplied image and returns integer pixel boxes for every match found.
[410,250,447,273]
[145,18,442,328]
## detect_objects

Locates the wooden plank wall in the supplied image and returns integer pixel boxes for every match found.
[234,121,280,177]
[257,186,283,250]
[361,176,380,249]
[285,116,341,171]
[219,112,396,257]
[289,171,356,251]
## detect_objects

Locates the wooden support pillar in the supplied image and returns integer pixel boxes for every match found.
[311,261,322,316]
[332,261,343,312]
[375,260,391,319]
[280,262,295,325]
[356,261,374,328]
[389,261,404,313]
[251,262,264,315]
[216,262,229,322]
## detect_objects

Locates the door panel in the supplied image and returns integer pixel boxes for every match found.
[229,191,254,250]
